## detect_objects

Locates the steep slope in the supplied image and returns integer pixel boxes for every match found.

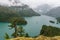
[0,6,19,22]
[9,5,40,17]
[45,7,60,23]
[34,4,51,15]
[45,7,60,18]
[0,5,40,22]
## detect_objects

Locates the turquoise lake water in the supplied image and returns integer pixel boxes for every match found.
[0,15,60,40]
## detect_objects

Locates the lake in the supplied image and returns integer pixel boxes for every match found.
[0,15,60,40]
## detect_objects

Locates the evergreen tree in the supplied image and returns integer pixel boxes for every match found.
[9,17,27,38]
[4,33,10,39]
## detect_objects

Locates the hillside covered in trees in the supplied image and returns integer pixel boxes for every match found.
[40,25,60,37]
[0,5,40,22]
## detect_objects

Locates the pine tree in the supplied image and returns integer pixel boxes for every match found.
[9,17,27,38]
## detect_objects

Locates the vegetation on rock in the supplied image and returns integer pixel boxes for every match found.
[40,25,60,37]
[49,20,55,23]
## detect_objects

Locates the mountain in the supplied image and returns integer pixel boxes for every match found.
[34,4,51,15]
[9,5,40,17]
[45,7,60,18]
[45,7,60,23]
[0,5,40,22]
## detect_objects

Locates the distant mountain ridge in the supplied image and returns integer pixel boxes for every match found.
[45,7,60,18]
[34,4,52,15]
[43,7,60,23]
[34,4,60,23]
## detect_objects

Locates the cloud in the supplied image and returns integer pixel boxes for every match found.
[0,0,60,8]
[20,0,60,8]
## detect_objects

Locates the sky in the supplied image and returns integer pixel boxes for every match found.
[0,0,60,8]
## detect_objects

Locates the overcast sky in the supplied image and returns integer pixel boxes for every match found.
[0,0,60,8]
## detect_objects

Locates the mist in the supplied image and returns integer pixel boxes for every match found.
[0,0,60,8]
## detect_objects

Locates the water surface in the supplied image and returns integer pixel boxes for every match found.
[0,15,60,40]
